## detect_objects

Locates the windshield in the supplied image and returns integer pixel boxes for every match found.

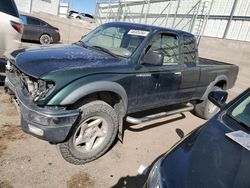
[81,24,150,58]
[229,92,250,128]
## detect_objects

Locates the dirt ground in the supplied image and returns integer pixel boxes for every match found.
[0,42,248,188]
[0,84,206,187]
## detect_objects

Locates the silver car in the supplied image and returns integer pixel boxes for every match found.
[0,0,22,58]
[67,10,95,23]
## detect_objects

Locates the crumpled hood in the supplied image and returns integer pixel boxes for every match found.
[9,44,124,78]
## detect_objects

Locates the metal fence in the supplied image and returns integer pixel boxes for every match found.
[95,0,250,42]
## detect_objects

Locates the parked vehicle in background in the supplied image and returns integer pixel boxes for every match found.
[67,10,95,22]
[146,88,250,188]
[0,0,22,85]
[4,22,238,165]
[0,0,22,58]
[20,15,60,45]
[0,59,6,85]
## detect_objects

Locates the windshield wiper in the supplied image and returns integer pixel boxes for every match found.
[91,45,119,58]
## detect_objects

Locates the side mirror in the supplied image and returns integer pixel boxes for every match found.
[142,51,164,66]
[208,90,228,108]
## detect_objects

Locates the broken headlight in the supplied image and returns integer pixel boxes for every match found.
[34,79,55,101]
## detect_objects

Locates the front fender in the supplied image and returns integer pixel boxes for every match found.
[48,80,128,116]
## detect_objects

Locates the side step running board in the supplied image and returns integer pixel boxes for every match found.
[126,103,194,124]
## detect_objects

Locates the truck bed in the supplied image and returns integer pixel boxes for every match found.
[199,57,233,66]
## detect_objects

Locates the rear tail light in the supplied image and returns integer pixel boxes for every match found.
[10,21,23,34]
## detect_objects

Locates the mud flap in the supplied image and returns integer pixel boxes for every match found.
[118,116,124,143]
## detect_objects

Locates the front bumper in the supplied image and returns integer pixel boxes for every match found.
[5,71,80,143]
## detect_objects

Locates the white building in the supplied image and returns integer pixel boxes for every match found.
[15,0,61,15]
[96,0,250,42]
[59,2,70,17]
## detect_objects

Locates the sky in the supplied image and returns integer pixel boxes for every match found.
[63,0,96,15]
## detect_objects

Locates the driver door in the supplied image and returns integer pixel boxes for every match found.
[134,32,184,111]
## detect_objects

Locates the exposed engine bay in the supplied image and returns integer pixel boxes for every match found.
[5,60,53,100]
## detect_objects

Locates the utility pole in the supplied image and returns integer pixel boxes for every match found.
[29,0,33,14]
[172,0,181,28]
[223,0,238,39]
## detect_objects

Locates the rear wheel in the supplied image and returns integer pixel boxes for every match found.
[59,100,118,165]
[193,86,222,120]
[40,34,51,44]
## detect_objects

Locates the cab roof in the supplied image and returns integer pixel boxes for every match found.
[104,22,194,37]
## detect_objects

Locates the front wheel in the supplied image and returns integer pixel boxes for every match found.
[193,86,222,120]
[59,100,118,165]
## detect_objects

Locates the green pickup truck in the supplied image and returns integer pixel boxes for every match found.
[4,22,238,164]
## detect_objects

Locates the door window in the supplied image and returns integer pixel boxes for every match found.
[27,17,41,26]
[40,20,48,27]
[147,33,180,65]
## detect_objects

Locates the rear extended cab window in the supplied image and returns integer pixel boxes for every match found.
[182,34,198,67]
[0,0,19,18]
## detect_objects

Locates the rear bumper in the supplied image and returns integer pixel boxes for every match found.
[52,32,60,43]
[5,71,80,143]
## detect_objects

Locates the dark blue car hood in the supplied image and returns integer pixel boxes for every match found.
[160,115,250,188]
[10,44,124,78]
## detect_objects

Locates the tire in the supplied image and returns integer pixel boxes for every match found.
[39,34,51,44]
[76,16,81,20]
[193,86,222,120]
[59,100,118,165]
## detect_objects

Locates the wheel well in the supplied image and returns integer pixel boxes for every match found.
[197,79,228,102]
[67,91,125,142]
[215,80,227,90]
[40,33,51,39]
[69,91,125,116]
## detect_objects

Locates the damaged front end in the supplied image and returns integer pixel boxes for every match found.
[6,60,55,101]
[4,59,80,143]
